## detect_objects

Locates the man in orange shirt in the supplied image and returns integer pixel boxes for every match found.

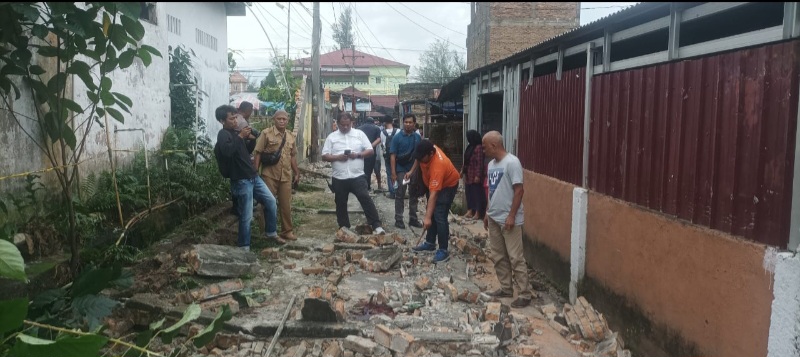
[409,139,460,263]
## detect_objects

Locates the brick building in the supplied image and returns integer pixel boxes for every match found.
[467,2,580,70]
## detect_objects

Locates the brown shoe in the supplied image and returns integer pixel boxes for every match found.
[266,235,287,245]
[486,288,513,298]
[510,297,531,308]
[281,232,297,241]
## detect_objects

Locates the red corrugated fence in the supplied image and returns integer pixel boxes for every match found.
[518,68,586,186]
[588,41,800,247]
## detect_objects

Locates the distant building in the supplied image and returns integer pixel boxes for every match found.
[229,71,248,94]
[467,2,580,70]
[293,48,409,96]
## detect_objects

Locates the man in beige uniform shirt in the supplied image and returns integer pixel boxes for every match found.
[253,110,301,241]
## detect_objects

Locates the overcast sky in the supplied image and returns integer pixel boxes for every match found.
[227,2,639,84]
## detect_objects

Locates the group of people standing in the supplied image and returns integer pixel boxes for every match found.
[214,104,533,308]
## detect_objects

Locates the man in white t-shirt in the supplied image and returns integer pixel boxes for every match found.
[322,113,386,234]
[482,131,532,308]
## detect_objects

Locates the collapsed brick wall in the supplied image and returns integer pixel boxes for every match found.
[467,2,580,70]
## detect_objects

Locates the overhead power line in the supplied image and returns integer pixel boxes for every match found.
[397,2,466,36]
[384,2,466,50]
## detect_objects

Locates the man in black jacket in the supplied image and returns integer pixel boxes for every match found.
[214,105,281,251]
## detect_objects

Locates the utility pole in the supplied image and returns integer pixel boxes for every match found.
[311,2,322,162]
[287,3,291,59]
[342,46,364,118]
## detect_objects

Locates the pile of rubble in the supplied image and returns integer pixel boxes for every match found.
[540,298,632,357]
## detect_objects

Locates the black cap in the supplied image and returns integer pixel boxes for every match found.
[413,139,435,161]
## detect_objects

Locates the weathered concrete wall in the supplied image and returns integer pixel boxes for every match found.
[585,192,773,357]
[521,170,574,291]
[74,4,171,175]
[164,2,230,144]
[0,3,231,197]
[467,2,580,70]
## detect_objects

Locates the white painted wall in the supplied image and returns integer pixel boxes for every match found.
[767,251,800,357]
[75,4,171,175]
[164,2,230,143]
[0,3,233,195]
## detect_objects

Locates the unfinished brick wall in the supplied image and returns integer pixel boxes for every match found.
[467,2,580,70]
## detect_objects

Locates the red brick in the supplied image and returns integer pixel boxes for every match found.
[302,265,326,275]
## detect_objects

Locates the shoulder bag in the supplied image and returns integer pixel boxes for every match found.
[260,131,287,166]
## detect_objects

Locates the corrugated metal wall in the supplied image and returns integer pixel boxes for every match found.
[518,68,586,186]
[589,41,800,247]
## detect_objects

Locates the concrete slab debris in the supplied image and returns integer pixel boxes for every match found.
[187,244,259,278]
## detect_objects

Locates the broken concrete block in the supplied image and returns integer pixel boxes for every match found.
[342,335,376,355]
[286,251,305,259]
[336,227,361,243]
[540,304,558,320]
[302,265,326,275]
[187,244,259,278]
[178,279,244,304]
[515,344,540,356]
[200,295,240,314]
[414,276,432,291]
[373,324,395,349]
[390,329,415,354]
[347,251,364,262]
[360,246,402,272]
[458,290,480,304]
[322,341,342,357]
[301,298,339,322]
[327,271,343,285]
[548,319,570,337]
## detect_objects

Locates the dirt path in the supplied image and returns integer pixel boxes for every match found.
[115,166,591,357]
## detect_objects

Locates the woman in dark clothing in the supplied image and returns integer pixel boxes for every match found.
[460,129,487,220]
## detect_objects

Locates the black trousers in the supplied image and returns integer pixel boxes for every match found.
[332,175,382,229]
[363,156,377,190]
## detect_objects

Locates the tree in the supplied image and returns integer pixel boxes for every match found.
[414,39,466,84]
[0,3,161,275]
[258,56,299,128]
[332,6,354,50]
[227,49,241,72]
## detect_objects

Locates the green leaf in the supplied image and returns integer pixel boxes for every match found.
[160,304,200,344]
[0,298,28,334]
[31,24,49,38]
[109,24,127,50]
[67,61,96,91]
[100,91,115,106]
[149,318,166,331]
[72,295,119,330]
[43,112,61,141]
[1,64,26,76]
[99,57,118,74]
[138,48,152,66]
[30,288,67,311]
[0,199,7,214]
[0,239,26,282]
[112,92,133,107]
[71,266,117,298]
[118,49,135,69]
[96,107,105,117]
[100,77,111,91]
[13,333,108,357]
[62,125,76,149]
[140,44,162,58]
[86,90,99,104]
[191,304,233,348]
[29,65,46,75]
[120,14,144,42]
[106,107,124,123]
[11,3,39,22]
[37,46,59,57]
[110,268,133,289]
[61,98,83,113]
[47,72,67,92]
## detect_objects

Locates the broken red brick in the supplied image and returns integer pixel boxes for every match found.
[286,251,305,259]
[178,279,244,304]
[322,244,335,254]
[283,263,296,269]
[199,295,239,314]
[302,265,326,275]
[414,276,432,291]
